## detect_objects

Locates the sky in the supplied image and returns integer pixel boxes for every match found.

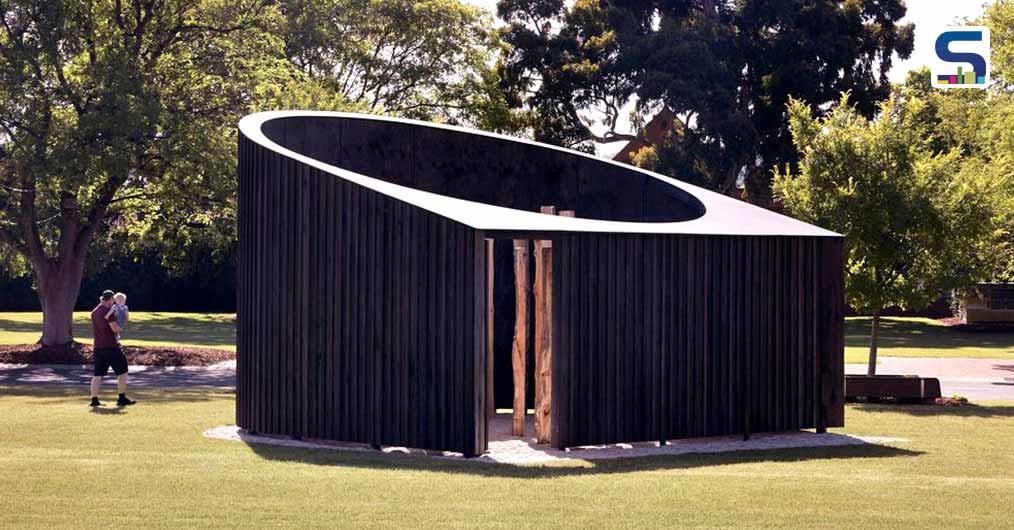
[889,0,993,82]
[462,0,993,155]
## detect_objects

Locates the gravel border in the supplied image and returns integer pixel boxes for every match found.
[204,424,907,465]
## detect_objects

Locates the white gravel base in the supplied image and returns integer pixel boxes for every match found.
[205,422,906,466]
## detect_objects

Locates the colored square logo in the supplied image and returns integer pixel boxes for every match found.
[932,26,990,89]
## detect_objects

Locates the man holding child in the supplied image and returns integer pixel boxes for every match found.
[89,289,136,407]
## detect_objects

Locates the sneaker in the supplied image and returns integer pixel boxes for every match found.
[89,397,102,407]
[116,395,136,407]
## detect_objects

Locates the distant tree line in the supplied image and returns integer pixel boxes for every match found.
[0,247,236,312]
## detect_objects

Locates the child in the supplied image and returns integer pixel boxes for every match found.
[106,292,129,337]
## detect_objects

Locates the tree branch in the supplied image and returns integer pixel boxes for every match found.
[561,100,638,144]
[17,103,51,264]
[107,191,155,205]
[143,2,268,72]
[74,173,127,257]
[56,191,80,260]
[34,18,87,116]
[18,184,44,262]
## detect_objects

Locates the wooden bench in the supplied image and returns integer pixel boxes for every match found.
[846,375,942,403]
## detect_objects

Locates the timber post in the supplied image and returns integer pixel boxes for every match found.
[512,239,530,436]
[534,206,556,444]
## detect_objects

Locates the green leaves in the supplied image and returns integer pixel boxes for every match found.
[988,0,1014,87]
[0,0,290,272]
[498,0,914,198]
[774,91,1011,314]
[279,0,505,125]
[0,0,515,287]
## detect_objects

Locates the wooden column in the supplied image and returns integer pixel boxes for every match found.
[511,239,529,436]
[534,206,556,444]
[486,239,495,420]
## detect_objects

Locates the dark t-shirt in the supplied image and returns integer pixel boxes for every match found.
[91,304,118,350]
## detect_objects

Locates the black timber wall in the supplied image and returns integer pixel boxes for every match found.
[258,115,706,411]
[551,234,845,448]
[237,133,488,456]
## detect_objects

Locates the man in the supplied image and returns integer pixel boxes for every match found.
[89,290,136,407]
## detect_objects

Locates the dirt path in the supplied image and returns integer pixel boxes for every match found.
[0,361,235,388]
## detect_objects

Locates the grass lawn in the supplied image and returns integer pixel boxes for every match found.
[0,387,1010,529]
[845,316,1014,364]
[0,312,235,351]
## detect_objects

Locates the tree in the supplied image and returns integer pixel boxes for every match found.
[0,0,288,345]
[773,95,1008,374]
[498,0,913,199]
[279,0,525,130]
[893,68,1014,284]
[982,0,1014,282]
[988,0,1014,88]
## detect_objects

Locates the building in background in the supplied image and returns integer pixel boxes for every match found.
[961,283,1014,324]
[611,108,677,165]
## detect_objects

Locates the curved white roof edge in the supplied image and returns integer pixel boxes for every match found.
[239,111,841,237]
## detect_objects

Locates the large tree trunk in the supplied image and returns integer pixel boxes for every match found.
[35,257,87,346]
[866,309,881,376]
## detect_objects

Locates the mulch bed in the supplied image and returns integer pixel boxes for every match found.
[934,396,970,406]
[0,343,235,367]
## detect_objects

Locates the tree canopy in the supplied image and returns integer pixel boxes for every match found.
[0,0,509,345]
[498,0,914,198]
[773,92,1010,372]
[0,0,292,344]
[280,0,524,131]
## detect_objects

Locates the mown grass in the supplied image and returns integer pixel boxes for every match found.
[0,386,1011,529]
[845,316,1013,363]
[0,312,235,351]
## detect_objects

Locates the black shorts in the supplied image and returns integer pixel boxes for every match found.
[94,347,128,376]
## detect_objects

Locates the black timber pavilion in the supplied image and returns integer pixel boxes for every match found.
[236,111,845,457]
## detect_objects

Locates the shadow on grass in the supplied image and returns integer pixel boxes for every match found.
[854,403,1014,418]
[241,440,922,478]
[0,386,924,477]
[116,315,235,347]
[89,406,127,415]
[845,317,1014,351]
[0,384,234,404]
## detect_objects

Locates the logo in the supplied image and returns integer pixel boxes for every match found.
[932,26,990,89]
